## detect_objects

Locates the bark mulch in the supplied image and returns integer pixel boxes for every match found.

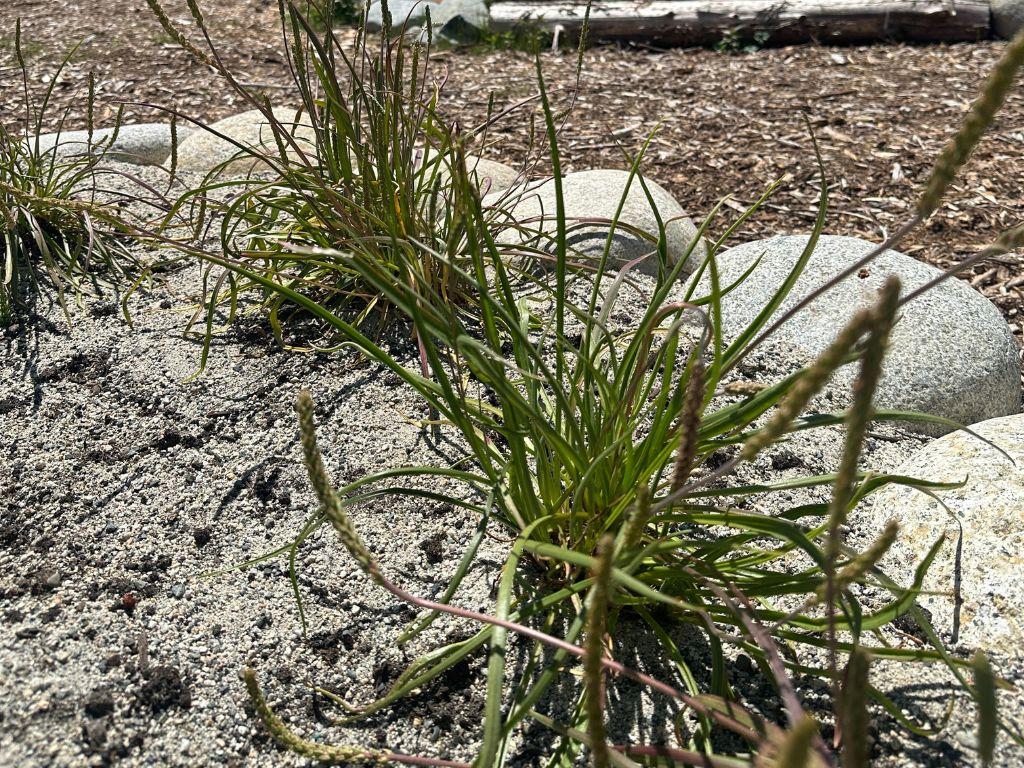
[2,0,1022,340]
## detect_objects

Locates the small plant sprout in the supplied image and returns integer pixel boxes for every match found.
[144,0,545,366]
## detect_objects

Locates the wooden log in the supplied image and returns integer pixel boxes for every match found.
[489,1,991,46]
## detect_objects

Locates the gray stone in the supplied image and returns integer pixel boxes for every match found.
[366,0,489,42]
[465,156,519,194]
[992,0,1024,39]
[428,153,519,194]
[494,169,706,278]
[695,235,1021,434]
[173,107,314,175]
[867,414,1024,654]
[367,0,423,27]
[31,123,190,166]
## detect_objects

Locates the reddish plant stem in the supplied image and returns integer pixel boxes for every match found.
[368,564,762,745]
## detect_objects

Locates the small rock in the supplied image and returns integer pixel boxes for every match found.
[82,718,108,749]
[419,533,445,564]
[254,614,271,629]
[192,526,212,548]
[770,448,803,471]
[116,593,138,616]
[89,302,118,319]
[83,689,115,718]
[139,666,192,713]
[40,605,62,623]
[170,583,186,599]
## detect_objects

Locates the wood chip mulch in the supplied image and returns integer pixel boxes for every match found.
[2,0,1022,341]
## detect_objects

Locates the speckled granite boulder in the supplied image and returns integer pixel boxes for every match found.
[992,0,1024,39]
[695,235,1021,434]
[493,169,706,277]
[465,156,519,194]
[422,151,519,194]
[173,107,314,175]
[867,414,1024,653]
[32,123,190,166]
[366,0,489,42]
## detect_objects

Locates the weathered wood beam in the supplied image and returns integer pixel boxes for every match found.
[489,1,992,46]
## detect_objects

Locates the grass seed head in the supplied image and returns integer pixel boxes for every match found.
[295,390,380,581]
[741,306,875,462]
[243,668,387,764]
[671,356,705,492]
[974,651,997,766]
[827,276,901,544]
[816,520,899,605]
[619,485,652,556]
[917,28,1024,219]
[584,534,614,768]
[840,648,872,768]
[770,716,819,768]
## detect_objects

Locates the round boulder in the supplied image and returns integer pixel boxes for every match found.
[992,0,1024,39]
[367,0,489,42]
[867,414,1024,653]
[173,107,314,175]
[696,235,1020,434]
[423,151,520,194]
[493,169,706,278]
[32,123,190,166]
[465,156,519,195]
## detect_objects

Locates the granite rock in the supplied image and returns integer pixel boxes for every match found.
[494,169,706,277]
[867,414,1024,654]
[173,107,314,175]
[992,0,1024,39]
[32,123,190,166]
[694,235,1021,434]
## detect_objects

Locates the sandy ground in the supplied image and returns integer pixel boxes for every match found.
[1,161,1022,766]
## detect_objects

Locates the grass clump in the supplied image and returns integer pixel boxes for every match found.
[150,3,1024,765]
[147,0,532,364]
[0,21,140,323]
